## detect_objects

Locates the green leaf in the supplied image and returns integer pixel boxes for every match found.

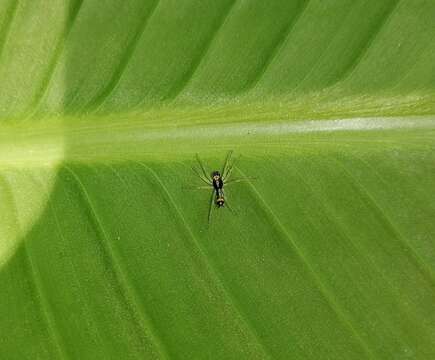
[0,1,434,359]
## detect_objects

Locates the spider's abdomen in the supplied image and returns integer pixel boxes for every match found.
[215,188,225,207]
[216,197,225,207]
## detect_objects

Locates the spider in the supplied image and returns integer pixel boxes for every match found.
[191,150,253,223]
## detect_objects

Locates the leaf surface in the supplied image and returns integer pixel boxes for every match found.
[0,1,434,359]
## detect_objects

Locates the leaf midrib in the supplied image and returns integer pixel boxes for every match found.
[0,115,433,168]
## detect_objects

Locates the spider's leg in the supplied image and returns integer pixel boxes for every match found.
[224,198,237,215]
[223,161,236,182]
[192,166,211,185]
[225,177,257,185]
[208,191,216,225]
[183,185,211,190]
[196,154,211,180]
[221,150,234,180]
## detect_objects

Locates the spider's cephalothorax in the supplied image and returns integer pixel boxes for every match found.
[212,171,223,190]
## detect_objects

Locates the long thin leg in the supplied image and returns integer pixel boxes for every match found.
[223,161,236,181]
[192,166,211,185]
[208,191,216,224]
[225,177,256,185]
[183,185,211,190]
[196,154,211,180]
[224,198,237,215]
[221,150,234,180]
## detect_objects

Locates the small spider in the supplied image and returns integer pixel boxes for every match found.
[191,150,253,223]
